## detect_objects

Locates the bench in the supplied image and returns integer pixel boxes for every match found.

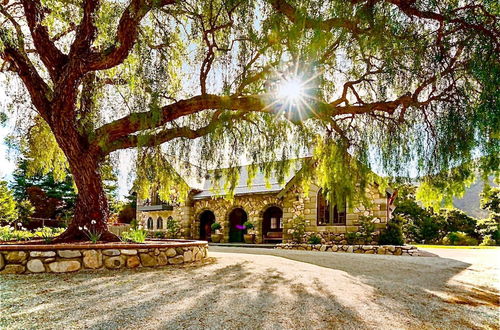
[263,231,283,243]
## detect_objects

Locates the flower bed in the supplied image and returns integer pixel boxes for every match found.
[0,239,208,274]
[275,243,419,256]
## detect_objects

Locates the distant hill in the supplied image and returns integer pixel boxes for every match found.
[453,177,497,219]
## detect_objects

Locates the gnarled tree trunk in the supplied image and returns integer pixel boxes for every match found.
[52,135,120,243]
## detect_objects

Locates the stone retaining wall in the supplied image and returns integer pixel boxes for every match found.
[301,231,379,245]
[276,243,419,256]
[0,241,208,274]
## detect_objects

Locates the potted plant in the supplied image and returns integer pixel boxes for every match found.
[243,221,255,243]
[210,222,223,243]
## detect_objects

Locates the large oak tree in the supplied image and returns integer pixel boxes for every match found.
[0,0,498,242]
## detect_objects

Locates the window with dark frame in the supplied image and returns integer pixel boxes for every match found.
[317,189,346,226]
[147,217,154,230]
[157,217,163,230]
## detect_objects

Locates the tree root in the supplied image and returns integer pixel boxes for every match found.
[51,226,121,243]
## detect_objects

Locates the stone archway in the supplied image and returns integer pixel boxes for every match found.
[199,210,216,241]
[228,208,247,243]
[262,206,283,242]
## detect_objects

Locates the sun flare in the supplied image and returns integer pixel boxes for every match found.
[276,77,305,102]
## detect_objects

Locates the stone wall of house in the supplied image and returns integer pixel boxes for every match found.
[0,244,208,274]
[281,183,389,243]
[137,200,192,238]
[140,182,391,243]
[192,194,282,243]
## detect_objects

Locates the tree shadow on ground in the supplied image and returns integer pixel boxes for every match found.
[2,261,370,329]
[220,248,500,328]
[1,249,498,329]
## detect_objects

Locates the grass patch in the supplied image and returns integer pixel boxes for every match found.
[415,244,500,249]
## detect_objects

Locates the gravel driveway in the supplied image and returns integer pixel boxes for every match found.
[1,247,498,330]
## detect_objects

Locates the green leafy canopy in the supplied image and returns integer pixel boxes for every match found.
[0,0,498,208]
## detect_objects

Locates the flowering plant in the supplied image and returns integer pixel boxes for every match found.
[79,220,102,243]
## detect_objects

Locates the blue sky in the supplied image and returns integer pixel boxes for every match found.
[0,125,16,180]
[0,84,16,181]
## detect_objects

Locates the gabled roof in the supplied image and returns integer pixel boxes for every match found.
[192,163,302,200]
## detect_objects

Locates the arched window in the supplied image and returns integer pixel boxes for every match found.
[157,217,163,230]
[147,217,154,230]
[317,189,346,226]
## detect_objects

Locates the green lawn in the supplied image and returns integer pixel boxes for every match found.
[415,244,500,249]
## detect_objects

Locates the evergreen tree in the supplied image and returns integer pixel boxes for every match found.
[10,158,119,219]
[0,181,18,224]
[11,160,77,215]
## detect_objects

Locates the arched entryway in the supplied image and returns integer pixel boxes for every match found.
[228,208,247,243]
[199,210,216,241]
[262,206,283,242]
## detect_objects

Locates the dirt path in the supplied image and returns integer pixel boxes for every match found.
[1,247,498,329]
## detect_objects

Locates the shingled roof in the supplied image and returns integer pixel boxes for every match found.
[192,163,302,200]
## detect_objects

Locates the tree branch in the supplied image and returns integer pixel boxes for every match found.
[85,0,176,71]
[94,94,267,150]
[69,0,100,57]
[268,0,366,34]
[383,0,498,47]
[1,44,52,119]
[104,110,248,153]
[20,0,67,80]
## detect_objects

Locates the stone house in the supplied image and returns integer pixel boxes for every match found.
[137,162,396,244]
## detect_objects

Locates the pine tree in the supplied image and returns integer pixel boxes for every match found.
[0,181,18,224]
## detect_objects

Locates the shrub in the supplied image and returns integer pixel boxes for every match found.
[288,216,306,243]
[379,219,405,245]
[154,231,165,238]
[345,232,359,244]
[0,226,64,242]
[211,222,222,231]
[121,228,147,243]
[166,217,181,238]
[358,216,376,242]
[480,235,497,246]
[33,227,64,243]
[243,221,254,230]
[442,232,478,246]
[307,234,321,245]
[11,230,33,241]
